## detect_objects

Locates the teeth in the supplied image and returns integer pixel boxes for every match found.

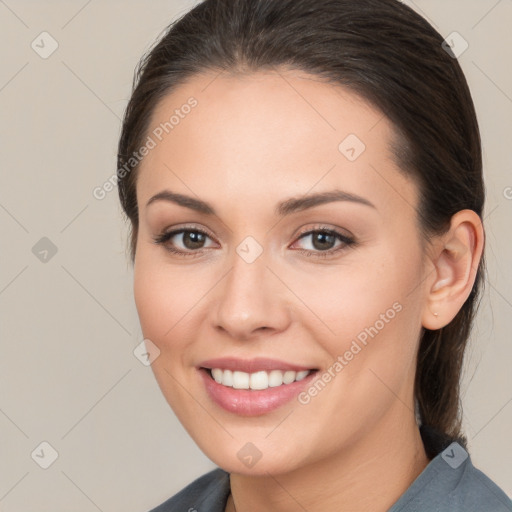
[249,371,268,390]
[233,371,250,389]
[209,368,312,390]
[268,370,283,387]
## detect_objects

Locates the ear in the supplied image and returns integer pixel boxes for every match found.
[421,209,485,330]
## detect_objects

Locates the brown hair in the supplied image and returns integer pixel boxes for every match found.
[117,0,485,444]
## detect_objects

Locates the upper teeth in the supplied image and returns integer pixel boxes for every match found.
[210,368,311,390]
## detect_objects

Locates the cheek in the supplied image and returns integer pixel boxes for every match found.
[133,260,170,342]
[334,251,422,400]
[133,250,203,344]
[294,246,423,396]
[290,248,419,345]
[133,263,168,360]
[132,253,201,413]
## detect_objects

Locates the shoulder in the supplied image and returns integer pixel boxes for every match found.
[391,440,512,512]
[147,468,231,512]
[456,456,512,511]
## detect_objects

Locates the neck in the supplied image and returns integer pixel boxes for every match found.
[227,411,429,512]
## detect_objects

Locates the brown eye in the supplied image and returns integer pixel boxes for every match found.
[309,231,337,251]
[292,228,356,259]
[152,228,216,257]
[180,231,207,250]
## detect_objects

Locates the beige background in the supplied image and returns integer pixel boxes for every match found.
[0,0,511,510]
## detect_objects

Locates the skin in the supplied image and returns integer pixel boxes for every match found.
[132,69,484,512]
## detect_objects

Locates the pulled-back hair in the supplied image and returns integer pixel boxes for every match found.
[117,0,485,443]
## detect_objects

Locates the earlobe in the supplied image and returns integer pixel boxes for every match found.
[421,210,484,330]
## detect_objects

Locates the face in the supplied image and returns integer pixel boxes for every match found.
[133,69,429,475]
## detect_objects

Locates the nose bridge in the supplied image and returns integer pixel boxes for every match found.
[212,237,290,339]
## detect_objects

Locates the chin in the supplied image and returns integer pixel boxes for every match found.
[193,435,310,476]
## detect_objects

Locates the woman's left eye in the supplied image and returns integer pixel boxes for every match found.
[152,226,356,259]
[291,229,356,258]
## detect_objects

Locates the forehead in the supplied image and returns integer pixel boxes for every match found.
[136,69,416,219]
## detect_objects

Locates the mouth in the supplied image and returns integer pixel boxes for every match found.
[204,367,315,390]
[197,358,319,416]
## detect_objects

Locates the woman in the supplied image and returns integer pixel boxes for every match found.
[116,0,512,510]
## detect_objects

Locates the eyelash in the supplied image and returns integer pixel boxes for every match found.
[152,224,356,259]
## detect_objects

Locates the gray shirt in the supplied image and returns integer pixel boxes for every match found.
[148,428,512,511]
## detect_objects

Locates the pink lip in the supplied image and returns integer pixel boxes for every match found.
[198,366,317,416]
[199,357,315,373]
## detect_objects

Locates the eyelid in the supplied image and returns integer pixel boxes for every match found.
[157,223,217,242]
[293,223,353,241]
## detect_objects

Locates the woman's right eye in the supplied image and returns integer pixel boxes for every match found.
[152,228,216,257]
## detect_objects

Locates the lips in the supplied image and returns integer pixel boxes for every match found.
[198,357,318,416]
[200,357,314,373]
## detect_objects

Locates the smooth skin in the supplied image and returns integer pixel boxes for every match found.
[132,69,484,512]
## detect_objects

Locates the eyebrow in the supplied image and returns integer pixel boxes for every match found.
[145,189,376,216]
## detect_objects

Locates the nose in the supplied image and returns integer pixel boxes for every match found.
[211,247,292,341]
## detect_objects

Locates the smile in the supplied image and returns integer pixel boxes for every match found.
[209,368,312,390]
[198,358,319,416]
